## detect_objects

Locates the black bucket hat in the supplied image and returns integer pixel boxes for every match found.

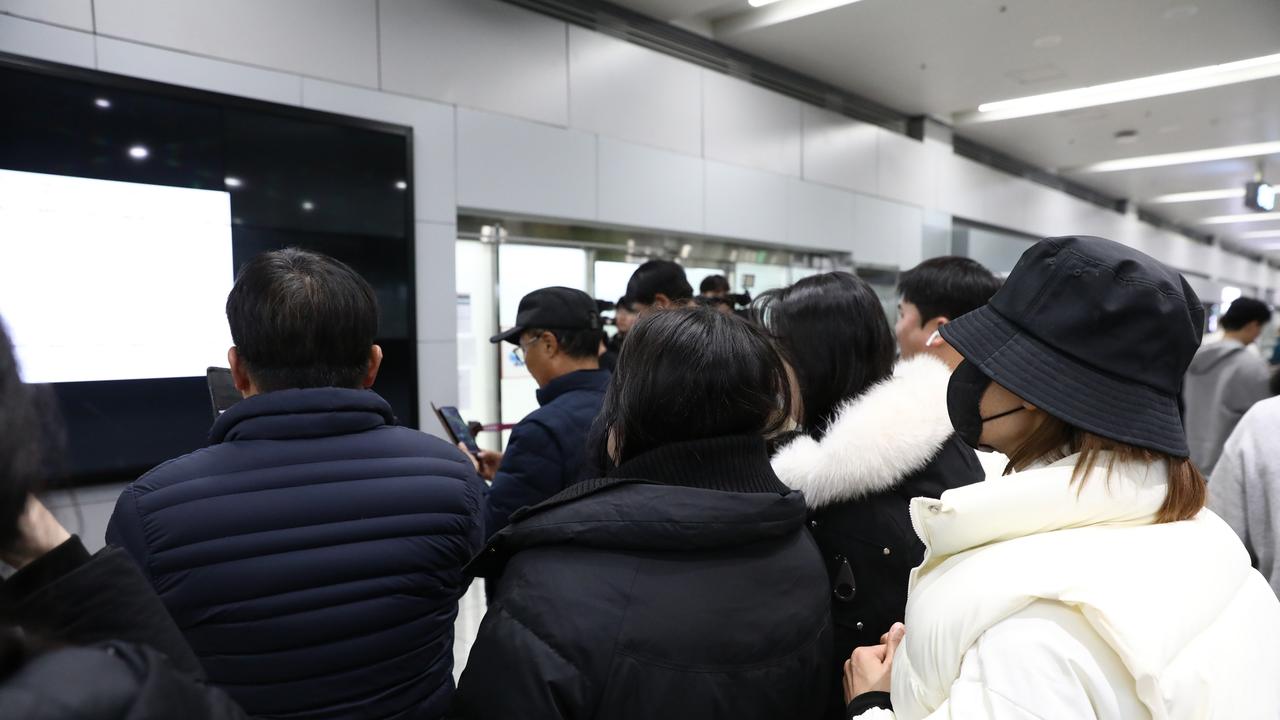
[939,235,1204,457]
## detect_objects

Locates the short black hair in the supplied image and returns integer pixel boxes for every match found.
[616,296,636,313]
[626,260,693,305]
[758,272,895,437]
[226,248,379,392]
[1220,297,1273,331]
[528,327,605,360]
[593,306,791,467]
[700,274,730,294]
[898,256,1001,326]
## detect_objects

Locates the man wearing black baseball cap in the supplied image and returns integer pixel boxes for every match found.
[478,287,610,538]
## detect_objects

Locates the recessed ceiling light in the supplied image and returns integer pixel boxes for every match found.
[94,97,111,109]
[301,200,315,212]
[1240,229,1280,239]
[722,0,866,33]
[394,180,408,190]
[748,0,783,5]
[224,176,243,188]
[1197,211,1280,225]
[1070,140,1280,173]
[1148,188,1245,204]
[1114,129,1139,145]
[127,145,149,160]
[958,52,1280,123]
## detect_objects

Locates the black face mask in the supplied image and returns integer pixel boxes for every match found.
[947,360,1025,452]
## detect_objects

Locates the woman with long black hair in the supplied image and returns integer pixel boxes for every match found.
[451,306,832,720]
[761,272,984,718]
[0,319,246,719]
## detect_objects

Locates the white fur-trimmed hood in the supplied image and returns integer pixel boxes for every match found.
[772,353,957,510]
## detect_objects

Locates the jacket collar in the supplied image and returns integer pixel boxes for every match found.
[467,435,800,577]
[535,368,611,407]
[910,451,1169,566]
[210,387,395,444]
[771,354,958,509]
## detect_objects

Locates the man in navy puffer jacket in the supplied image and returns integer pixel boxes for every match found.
[106,249,485,720]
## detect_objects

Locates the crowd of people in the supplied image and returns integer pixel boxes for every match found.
[2,234,1280,719]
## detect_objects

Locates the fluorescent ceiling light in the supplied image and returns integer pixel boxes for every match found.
[1197,211,1280,225]
[959,52,1280,124]
[1070,141,1280,173]
[718,0,865,35]
[1148,188,1245,204]
[1240,229,1280,239]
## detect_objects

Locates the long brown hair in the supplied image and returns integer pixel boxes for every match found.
[1006,413,1205,524]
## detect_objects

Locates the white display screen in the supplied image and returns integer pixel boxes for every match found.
[0,169,234,384]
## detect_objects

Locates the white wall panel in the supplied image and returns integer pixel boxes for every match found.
[787,179,854,252]
[418,340,459,437]
[801,106,878,195]
[876,131,932,209]
[456,108,596,221]
[0,0,91,30]
[302,79,455,224]
[568,26,701,156]
[703,71,802,177]
[97,37,302,105]
[0,13,93,67]
[852,194,923,268]
[704,161,788,244]
[95,0,378,87]
[598,138,703,234]
[380,0,568,126]
[417,222,459,343]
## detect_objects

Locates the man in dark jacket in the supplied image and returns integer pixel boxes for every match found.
[475,287,609,537]
[105,249,485,720]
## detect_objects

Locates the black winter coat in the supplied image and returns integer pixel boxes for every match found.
[106,388,486,720]
[771,356,984,719]
[449,435,833,720]
[0,537,246,720]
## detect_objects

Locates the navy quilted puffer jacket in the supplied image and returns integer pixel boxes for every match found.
[106,388,485,720]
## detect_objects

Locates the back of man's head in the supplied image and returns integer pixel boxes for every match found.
[1220,297,1272,332]
[898,256,1000,325]
[699,274,730,297]
[226,248,379,392]
[627,260,693,307]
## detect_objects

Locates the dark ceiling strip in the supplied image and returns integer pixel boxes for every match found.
[502,0,1272,266]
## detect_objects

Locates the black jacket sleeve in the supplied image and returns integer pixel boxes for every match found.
[0,536,204,679]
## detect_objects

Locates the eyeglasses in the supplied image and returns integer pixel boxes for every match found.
[515,333,545,363]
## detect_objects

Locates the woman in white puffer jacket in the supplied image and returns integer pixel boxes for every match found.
[844,235,1280,720]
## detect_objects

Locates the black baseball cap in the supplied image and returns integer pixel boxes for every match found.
[490,287,601,345]
[940,235,1204,457]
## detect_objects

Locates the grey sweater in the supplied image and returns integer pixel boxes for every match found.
[1210,396,1280,598]
[1184,339,1272,474]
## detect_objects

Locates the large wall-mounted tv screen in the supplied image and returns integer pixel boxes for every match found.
[0,56,418,485]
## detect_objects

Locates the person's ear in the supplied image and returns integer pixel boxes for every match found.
[926,317,949,347]
[653,293,671,309]
[543,332,561,358]
[228,347,254,397]
[362,345,383,388]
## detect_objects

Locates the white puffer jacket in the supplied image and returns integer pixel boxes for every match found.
[856,452,1280,719]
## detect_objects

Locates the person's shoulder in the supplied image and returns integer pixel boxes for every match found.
[369,425,480,475]
[128,443,234,494]
[1236,396,1280,434]
[0,644,140,720]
